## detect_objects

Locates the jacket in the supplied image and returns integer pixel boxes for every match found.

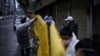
[65,32,79,56]
[16,18,35,49]
[68,20,78,37]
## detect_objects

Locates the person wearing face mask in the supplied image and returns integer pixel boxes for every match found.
[60,26,79,56]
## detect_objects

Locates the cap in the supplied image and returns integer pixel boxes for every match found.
[64,16,73,21]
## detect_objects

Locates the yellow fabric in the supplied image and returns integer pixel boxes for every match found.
[50,23,65,56]
[31,15,49,56]
[30,14,65,56]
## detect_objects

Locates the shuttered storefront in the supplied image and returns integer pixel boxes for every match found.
[52,0,88,39]
[36,0,88,39]
[52,0,68,30]
[71,0,87,39]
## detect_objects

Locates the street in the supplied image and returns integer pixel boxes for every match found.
[0,18,20,56]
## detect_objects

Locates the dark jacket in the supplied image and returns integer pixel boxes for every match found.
[67,20,78,37]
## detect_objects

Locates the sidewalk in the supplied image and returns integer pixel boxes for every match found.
[0,18,20,56]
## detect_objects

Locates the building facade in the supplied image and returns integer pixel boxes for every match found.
[0,0,5,16]
[0,0,16,16]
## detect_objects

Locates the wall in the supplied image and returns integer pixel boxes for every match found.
[93,6,100,56]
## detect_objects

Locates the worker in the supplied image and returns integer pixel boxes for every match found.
[60,26,79,56]
[64,16,78,37]
[16,17,35,56]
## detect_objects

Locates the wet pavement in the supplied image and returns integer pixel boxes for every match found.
[0,18,20,56]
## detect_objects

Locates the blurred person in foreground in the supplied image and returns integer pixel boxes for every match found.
[75,38,96,56]
[60,26,79,56]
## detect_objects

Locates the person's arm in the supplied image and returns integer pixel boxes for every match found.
[16,18,36,30]
[23,18,35,27]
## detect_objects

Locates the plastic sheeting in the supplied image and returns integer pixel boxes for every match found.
[50,23,65,56]
[31,14,65,56]
[32,15,49,56]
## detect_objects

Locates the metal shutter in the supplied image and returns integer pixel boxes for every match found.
[71,0,87,39]
[52,0,68,30]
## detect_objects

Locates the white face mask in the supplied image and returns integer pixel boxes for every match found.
[63,39,71,45]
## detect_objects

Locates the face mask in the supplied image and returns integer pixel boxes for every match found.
[63,39,71,45]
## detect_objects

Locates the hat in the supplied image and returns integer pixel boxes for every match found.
[64,16,73,21]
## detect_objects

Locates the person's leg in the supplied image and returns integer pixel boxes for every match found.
[21,49,25,56]
[26,48,31,56]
